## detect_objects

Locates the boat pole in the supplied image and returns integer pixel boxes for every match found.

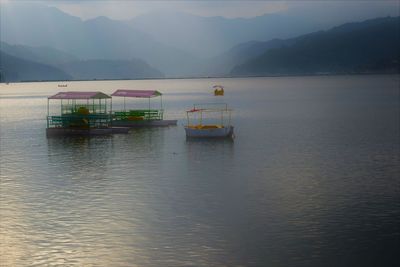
[47,98,50,128]
[109,98,112,125]
[160,95,163,120]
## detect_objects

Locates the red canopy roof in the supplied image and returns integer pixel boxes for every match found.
[48,91,111,100]
[111,89,162,98]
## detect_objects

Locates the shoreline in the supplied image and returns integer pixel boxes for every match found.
[1,71,398,84]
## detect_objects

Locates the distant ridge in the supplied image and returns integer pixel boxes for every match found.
[0,42,164,82]
[0,51,72,82]
[203,39,292,76]
[1,3,398,81]
[128,11,323,58]
[0,41,79,66]
[60,59,164,80]
[231,17,400,76]
[0,4,199,77]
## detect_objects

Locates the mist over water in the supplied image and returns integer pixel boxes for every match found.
[0,75,399,266]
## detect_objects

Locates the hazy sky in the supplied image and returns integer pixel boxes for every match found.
[1,0,399,21]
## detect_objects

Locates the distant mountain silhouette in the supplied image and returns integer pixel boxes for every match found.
[0,42,78,66]
[60,59,164,80]
[204,39,293,76]
[0,42,164,81]
[0,51,72,82]
[1,3,398,79]
[231,17,400,76]
[0,4,198,77]
[128,11,323,58]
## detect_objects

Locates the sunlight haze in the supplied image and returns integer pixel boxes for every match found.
[2,0,398,21]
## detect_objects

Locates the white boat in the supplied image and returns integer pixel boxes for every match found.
[184,103,234,138]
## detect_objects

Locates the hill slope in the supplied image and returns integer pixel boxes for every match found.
[0,51,72,82]
[204,39,293,76]
[0,42,164,81]
[60,59,164,80]
[129,11,323,58]
[231,17,400,76]
[0,42,78,66]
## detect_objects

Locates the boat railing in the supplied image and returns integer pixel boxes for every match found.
[186,104,232,128]
[113,109,164,121]
[47,114,112,129]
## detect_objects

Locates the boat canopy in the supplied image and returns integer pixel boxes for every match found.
[48,91,111,100]
[111,89,162,98]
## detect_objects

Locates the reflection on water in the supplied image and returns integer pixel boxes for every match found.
[1,75,399,266]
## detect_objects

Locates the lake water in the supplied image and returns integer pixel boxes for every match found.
[0,75,399,266]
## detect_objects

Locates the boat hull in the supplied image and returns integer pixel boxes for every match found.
[112,119,177,127]
[184,126,234,138]
[46,127,130,137]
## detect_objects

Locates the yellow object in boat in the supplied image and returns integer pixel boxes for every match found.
[189,125,222,129]
[77,107,89,115]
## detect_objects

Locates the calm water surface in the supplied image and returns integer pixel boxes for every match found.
[0,75,399,266]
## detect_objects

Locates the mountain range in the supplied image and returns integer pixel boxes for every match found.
[0,42,165,82]
[0,3,398,82]
[0,51,72,82]
[231,17,400,76]
[0,4,197,77]
[60,59,163,80]
[127,11,323,58]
